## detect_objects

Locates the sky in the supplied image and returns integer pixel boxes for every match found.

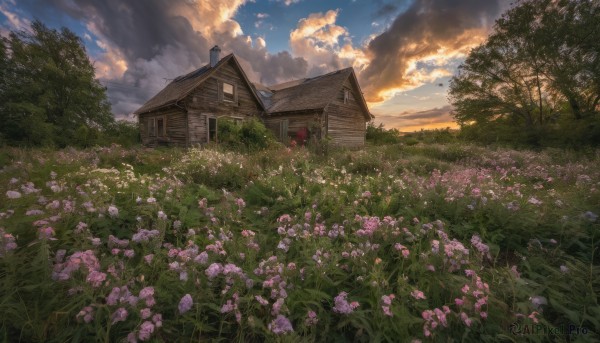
[0,0,511,131]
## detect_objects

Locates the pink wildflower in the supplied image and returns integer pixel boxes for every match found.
[205,263,223,279]
[411,290,426,300]
[333,291,358,314]
[179,294,193,314]
[38,226,56,240]
[6,190,21,199]
[76,306,94,323]
[111,307,128,324]
[108,205,119,218]
[144,254,154,264]
[86,271,106,288]
[152,313,163,327]
[269,315,294,335]
[138,321,155,341]
[140,308,152,319]
[107,287,121,305]
[528,311,539,323]
[139,287,154,299]
[255,295,269,306]
[221,300,235,313]
[305,311,318,326]
[460,312,472,327]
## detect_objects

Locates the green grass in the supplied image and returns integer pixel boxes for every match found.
[0,142,598,342]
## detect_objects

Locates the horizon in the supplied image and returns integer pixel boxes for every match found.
[0,0,512,131]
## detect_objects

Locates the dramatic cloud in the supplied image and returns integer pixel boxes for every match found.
[289,9,367,77]
[29,0,309,118]
[360,0,504,103]
[2,0,510,129]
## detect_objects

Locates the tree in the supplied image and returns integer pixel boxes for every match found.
[0,20,113,146]
[449,0,600,145]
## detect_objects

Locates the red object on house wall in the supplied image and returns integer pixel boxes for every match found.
[296,127,308,145]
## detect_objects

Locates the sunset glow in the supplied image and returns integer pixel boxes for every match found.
[0,0,510,129]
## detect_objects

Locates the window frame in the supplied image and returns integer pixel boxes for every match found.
[207,115,218,142]
[156,116,166,137]
[343,88,355,104]
[222,82,235,103]
[148,118,156,137]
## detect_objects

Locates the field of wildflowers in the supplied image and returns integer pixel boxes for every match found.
[0,143,598,342]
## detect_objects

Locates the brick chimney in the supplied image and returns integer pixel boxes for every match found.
[210,45,221,67]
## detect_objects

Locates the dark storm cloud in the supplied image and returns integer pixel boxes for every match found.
[212,31,308,85]
[24,0,309,117]
[361,0,505,102]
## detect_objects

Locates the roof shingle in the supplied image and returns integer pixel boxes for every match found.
[265,68,353,113]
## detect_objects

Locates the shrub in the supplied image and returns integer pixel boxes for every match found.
[366,122,402,145]
[218,118,277,152]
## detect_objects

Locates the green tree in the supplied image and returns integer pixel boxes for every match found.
[0,20,113,146]
[449,0,600,145]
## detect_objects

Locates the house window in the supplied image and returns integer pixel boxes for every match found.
[223,82,235,102]
[343,88,354,104]
[157,117,165,137]
[208,117,217,142]
[148,118,156,137]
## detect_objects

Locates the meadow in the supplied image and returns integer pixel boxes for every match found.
[0,142,598,342]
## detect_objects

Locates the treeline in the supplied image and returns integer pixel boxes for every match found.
[449,0,600,147]
[0,20,139,147]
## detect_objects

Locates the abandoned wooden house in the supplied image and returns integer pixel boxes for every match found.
[134,46,373,148]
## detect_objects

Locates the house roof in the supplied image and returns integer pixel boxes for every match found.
[265,68,352,113]
[134,54,262,115]
[135,53,372,120]
[259,67,373,120]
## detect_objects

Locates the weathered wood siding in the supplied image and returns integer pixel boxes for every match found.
[325,78,368,148]
[138,107,187,147]
[263,111,322,144]
[140,59,263,147]
[187,111,207,146]
[183,59,263,145]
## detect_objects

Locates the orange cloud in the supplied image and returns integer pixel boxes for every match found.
[170,0,247,37]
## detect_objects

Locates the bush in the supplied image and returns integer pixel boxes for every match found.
[366,122,402,145]
[218,118,277,152]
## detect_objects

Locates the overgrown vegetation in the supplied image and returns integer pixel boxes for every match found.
[1,143,598,342]
[449,0,600,147]
[217,117,278,152]
[0,21,139,148]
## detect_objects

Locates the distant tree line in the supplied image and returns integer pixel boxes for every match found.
[0,20,139,147]
[449,0,600,147]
